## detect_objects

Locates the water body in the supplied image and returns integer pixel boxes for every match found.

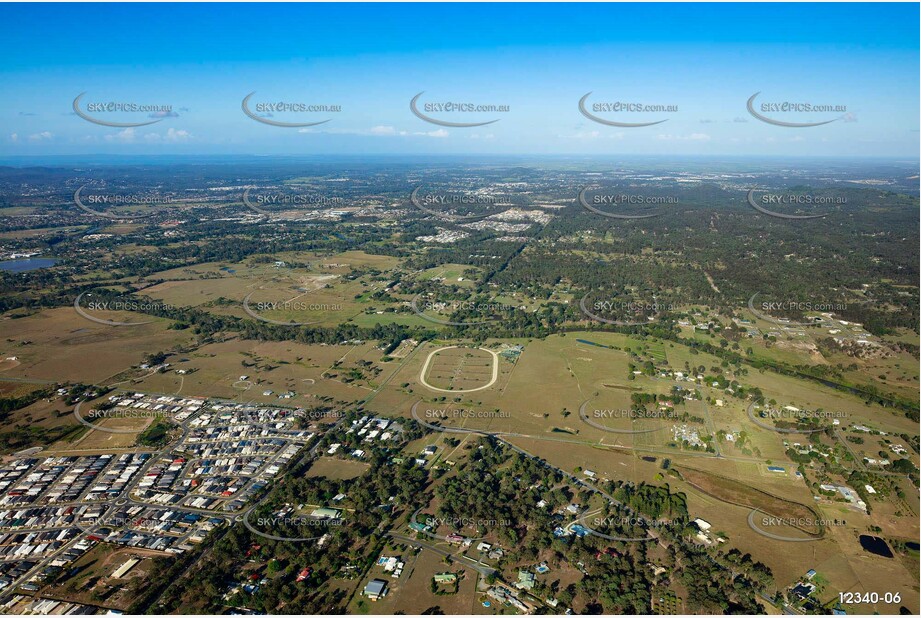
[859,535,894,558]
[0,257,58,273]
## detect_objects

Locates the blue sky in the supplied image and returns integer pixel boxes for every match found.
[1,3,918,157]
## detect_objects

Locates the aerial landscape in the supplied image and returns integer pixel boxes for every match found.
[0,2,918,616]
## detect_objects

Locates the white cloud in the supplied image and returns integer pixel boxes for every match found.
[9,133,18,143]
[101,127,191,144]
[298,126,445,138]
[104,128,136,143]
[163,128,191,142]
[370,125,397,135]
[412,128,449,138]
[655,133,711,142]
[560,130,624,141]
[27,131,53,142]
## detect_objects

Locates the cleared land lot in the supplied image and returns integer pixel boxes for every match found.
[133,338,402,403]
[306,457,370,480]
[38,543,158,611]
[359,546,487,615]
[0,307,194,385]
[675,465,822,535]
[141,250,415,329]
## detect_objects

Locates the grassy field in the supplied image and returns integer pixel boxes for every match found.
[415,264,480,289]
[0,307,195,385]
[140,251,409,328]
[133,338,401,403]
[422,347,495,392]
[306,457,371,480]
[675,465,822,534]
[359,546,488,615]
[68,415,154,450]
